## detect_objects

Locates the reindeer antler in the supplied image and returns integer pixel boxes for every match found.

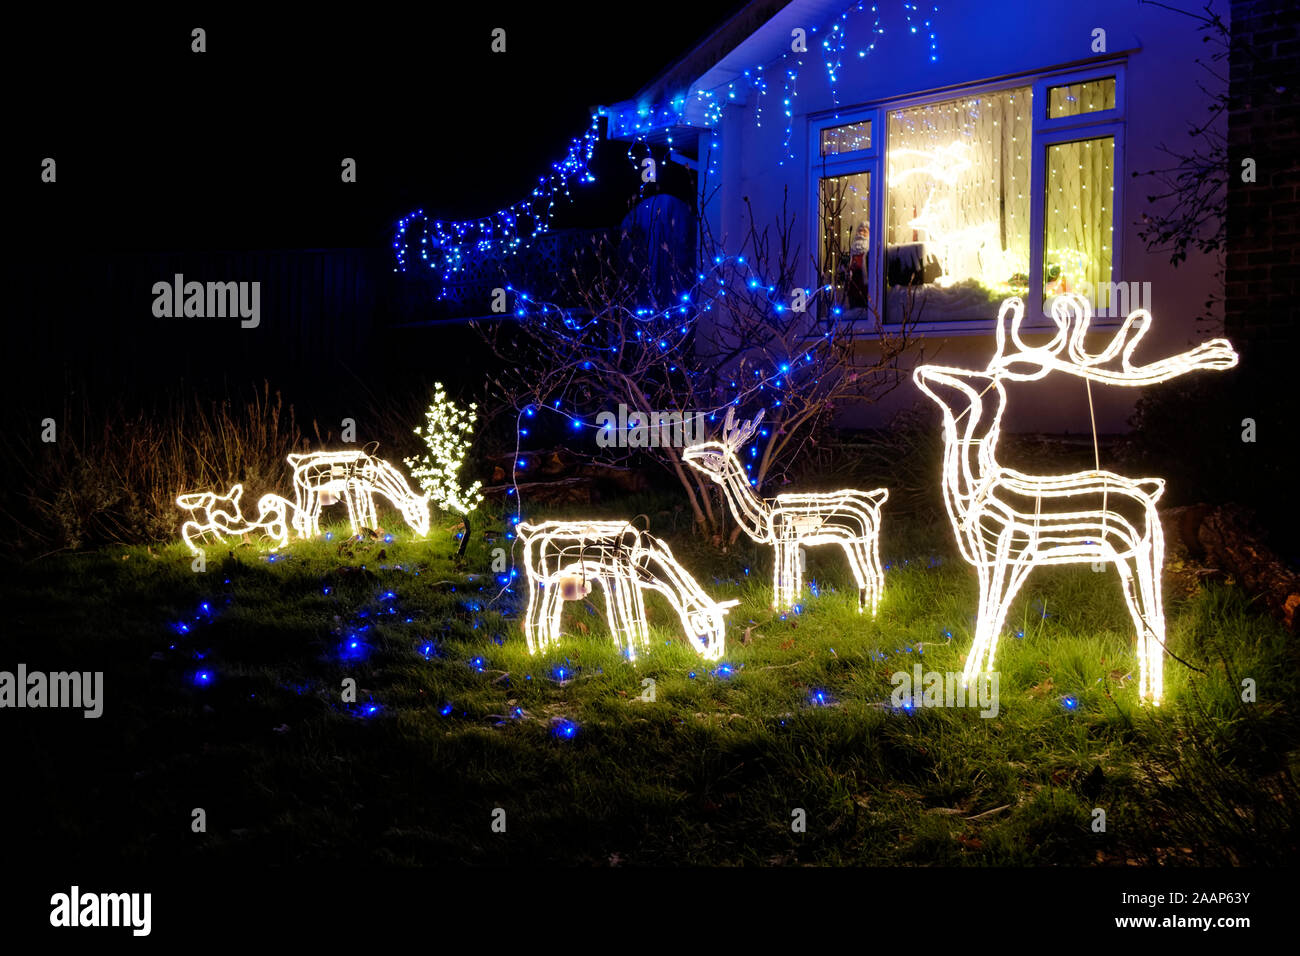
[721,406,765,449]
[990,293,1238,386]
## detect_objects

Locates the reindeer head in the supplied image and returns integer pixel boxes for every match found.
[682,407,765,483]
[686,599,740,661]
[176,485,244,523]
[403,493,432,538]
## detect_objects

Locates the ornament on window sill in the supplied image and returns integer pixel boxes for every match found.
[518,520,737,661]
[913,294,1238,704]
[683,408,889,615]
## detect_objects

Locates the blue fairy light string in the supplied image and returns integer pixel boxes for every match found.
[395,2,940,287]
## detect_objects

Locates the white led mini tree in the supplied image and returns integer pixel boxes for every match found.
[518,520,738,661]
[405,384,485,556]
[913,294,1238,704]
[682,408,889,614]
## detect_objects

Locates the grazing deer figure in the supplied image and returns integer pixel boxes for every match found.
[682,408,889,614]
[913,294,1238,704]
[176,484,295,553]
[287,450,430,538]
[518,520,739,661]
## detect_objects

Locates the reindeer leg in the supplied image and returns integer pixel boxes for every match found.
[1118,525,1167,704]
[964,530,1033,688]
[605,570,649,660]
[598,573,631,658]
[544,574,567,649]
[840,538,870,613]
[523,575,547,655]
[772,539,800,611]
[867,522,886,617]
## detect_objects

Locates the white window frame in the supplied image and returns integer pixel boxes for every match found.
[807,59,1128,335]
[808,110,883,330]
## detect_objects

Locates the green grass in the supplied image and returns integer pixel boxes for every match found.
[4,500,1297,866]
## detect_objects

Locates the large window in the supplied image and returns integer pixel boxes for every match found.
[1044,135,1115,308]
[884,86,1032,323]
[812,65,1123,327]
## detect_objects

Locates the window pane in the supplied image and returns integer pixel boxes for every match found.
[1044,136,1115,312]
[885,86,1032,322]
[1048,77,1116,118]
[819,172,871,312]
[821,120,872,155]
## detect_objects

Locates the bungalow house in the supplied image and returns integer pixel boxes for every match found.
[599,0,1229,433]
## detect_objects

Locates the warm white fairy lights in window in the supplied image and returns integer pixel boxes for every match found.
[518,520,738,661]
[912,294,1238,704]
[682,408,889,614]
[405,383,485,556]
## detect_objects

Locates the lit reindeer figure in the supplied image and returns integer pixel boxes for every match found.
[913,294,1238,704]
[176,484,294,553]
[518,520,739,661]
[287,450,430,538]
[682,408,889,614]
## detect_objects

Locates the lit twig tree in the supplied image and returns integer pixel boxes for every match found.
[475,185,920,543]
[405,384,484,557]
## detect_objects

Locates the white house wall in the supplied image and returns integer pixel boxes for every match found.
[699,0,1227,433]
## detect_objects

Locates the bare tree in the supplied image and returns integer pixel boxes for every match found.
[475,185,920,543]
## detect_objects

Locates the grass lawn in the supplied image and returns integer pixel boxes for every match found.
[5,498,1297,866]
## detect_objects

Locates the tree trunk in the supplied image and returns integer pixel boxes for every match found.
[1161,504,1300,633]
[457,511,471,558]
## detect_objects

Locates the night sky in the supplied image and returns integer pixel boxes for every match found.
[14,6,744,252]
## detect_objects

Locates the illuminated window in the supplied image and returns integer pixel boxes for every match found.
[820,120,872,155]
[885,86,1032,322]
[1048,77,1116,118]
[1044,136,1115,310]
[819,172,872,311]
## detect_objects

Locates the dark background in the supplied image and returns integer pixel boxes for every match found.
[8,6,741,410]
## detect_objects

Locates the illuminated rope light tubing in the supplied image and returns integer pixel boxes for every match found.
[683,408,888,614]
[518,521,738,661]
[177,452,430,554]
[177,485,293,552]
[912,294,1238,704]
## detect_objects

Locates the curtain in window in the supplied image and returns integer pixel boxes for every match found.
[1044,136,1115,310]
[884,87,1032,322]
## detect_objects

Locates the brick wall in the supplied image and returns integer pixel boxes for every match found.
[1226,0,1300,358]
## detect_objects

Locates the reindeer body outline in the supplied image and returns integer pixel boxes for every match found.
[682,409,888,614]
[914,294,1238,703]
[176,484,294,552]
[518,520,738,661]
[287,450,430,538]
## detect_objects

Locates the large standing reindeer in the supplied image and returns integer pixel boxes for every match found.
[287,450,431,538]
[913,294,1238,704]
[518,520,739,661]
[682,408,888,614]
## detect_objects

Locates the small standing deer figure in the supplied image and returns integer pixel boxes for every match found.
[287,450,430,538]
[682,408,888,614]
[913,294,1238,704]
[518,520,739,661]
